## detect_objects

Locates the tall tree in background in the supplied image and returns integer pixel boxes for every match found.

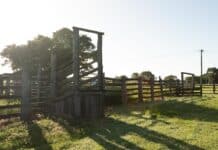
[1,28,96,74]
[164,75,178,81]
[206,67,218,84]
[51,28,96,74]
[140,71,154,80]
[131,72,139,78]
[1,35,52,72]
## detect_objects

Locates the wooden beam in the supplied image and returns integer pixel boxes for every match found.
[121,77,127,105]
[21,66,31,121]
[72,28,81,118]
[73,26,104,35]
[50,51,57,98]
[97,34,104,90]
[138,77,143,102]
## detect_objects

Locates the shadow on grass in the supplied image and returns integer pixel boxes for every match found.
[26,121,52,150]
[53,117,203,150]
[149,100,218,122]
[111,95,218,123]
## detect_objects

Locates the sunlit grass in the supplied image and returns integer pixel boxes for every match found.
[0,99,20,106]
[0,99,21,115]
[0,95,218,149]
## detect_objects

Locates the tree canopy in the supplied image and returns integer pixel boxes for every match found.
[140,71,154,80]
[164,75,178,81]
[1,27,96,74]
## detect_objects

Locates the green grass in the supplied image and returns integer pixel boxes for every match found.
[0,99,20,106]
[0,99,21,115]
[1,95,218,149]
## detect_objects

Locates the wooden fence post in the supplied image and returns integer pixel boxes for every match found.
[72,27,81,118]
[50,51,56,98]
[0,77,2,96]
[181,73,184,96]
[97,33,104,91]
[150,77,154,101]
[159,77,164,100]
[213,81,215,94]
[138,77,143,102]
[36,63,41,101]
[191,75,195,96]
[121,77,127,105]
[169,81,172,96]
[97,34,104,117]
[21,65,31,121]
[175,79,179,96]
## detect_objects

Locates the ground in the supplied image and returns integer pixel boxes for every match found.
[0,95,218,150]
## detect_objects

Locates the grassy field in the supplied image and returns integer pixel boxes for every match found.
[0,99,21,115]
[0,95,218,150]
[0,99,20,106]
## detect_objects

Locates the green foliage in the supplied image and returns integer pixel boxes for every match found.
[131,72,139,78]
[206,67,218,84]
[0,27,96,74]
[140,71,154,80]
[164,75,178,81]
[1,36,52,72]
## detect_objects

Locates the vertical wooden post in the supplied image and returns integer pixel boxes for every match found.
[21,65,31,121]
[169,83,172,96]
[138,77,143,102]
[36,63,41,101]
[50,51,56,98]
[72,27,81,118]
[121,77,127,105]
[97,33,104,116]
[97,33,104,91]
[0,77,2,96]
[150,77,154,101]
[6,78,9,96]
[213,80,215,94]
[159,77,164,100]
[175,79,179,96]
[192,75,195,96]
[181,73,184,96]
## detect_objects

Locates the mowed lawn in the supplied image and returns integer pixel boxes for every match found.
[0,95,218,150]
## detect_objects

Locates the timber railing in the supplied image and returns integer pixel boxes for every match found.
[104,77,164,105]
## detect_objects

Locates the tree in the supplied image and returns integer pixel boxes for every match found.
[164,75,178,81]
[1,35,52,73]
[52,28,96,74]
[131,72,139,78]
[140,71,154,80]
[206,67,218,84]
[1,27,96,75]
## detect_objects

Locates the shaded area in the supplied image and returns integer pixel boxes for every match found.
[26,121,52,150]
[110,96,218,123]
[54,116,203,150]
[90,118,203,150]
[150,99,218,122]
[0,117,20,127]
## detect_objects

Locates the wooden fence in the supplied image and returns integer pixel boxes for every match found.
[0,73,216,120]
[104,77,164,105]
[201,84,218,94]
[104,77,204,105]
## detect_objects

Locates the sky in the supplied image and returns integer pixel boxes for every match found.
[0,0,218,78]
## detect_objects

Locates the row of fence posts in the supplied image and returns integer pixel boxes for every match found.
[120,77,164,105]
